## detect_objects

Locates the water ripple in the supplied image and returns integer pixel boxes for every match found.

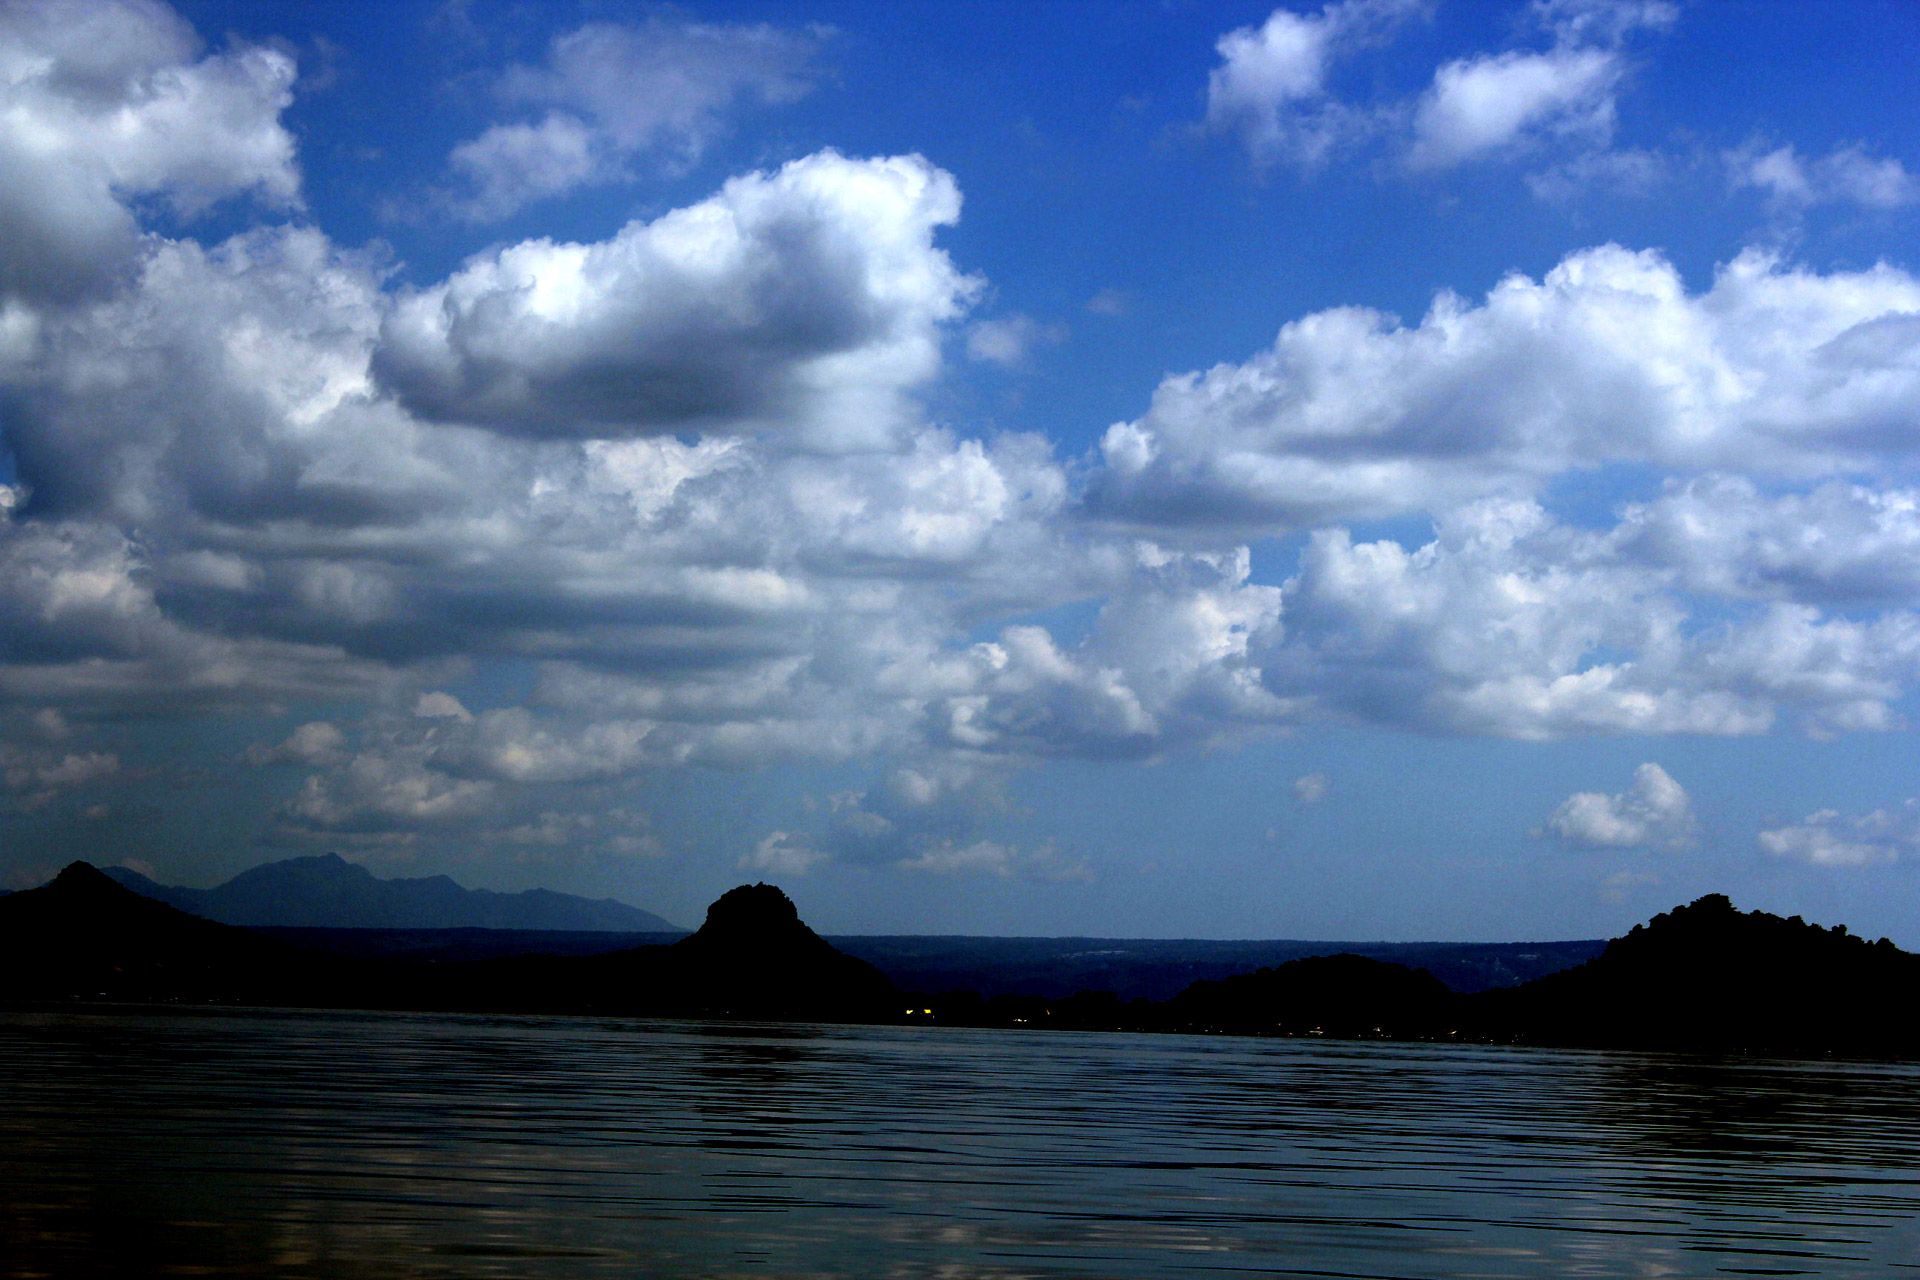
[4,1008,1920,1278]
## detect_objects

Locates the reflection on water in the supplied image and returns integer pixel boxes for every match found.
[5,1008,1920,1278]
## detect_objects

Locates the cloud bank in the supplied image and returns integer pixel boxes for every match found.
[3,1,1919,881]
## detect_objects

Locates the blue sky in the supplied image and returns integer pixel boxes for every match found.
[4,0,1920,942]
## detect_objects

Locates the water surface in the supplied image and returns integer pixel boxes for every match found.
[5,1007,1919,1278]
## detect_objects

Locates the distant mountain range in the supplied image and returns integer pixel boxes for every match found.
[77,855,1599,994]
[102,853,682,932]
[0,864,891,1020]
[8,864,1920,1061]
[3,867,1920,1066]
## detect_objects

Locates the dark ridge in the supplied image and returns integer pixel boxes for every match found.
[101,853,681,931]
[0,862,368,1004]
[1462,893,1920,1055]
[3,865,897,1022]
[430,883,900,1022]
[9,874,1920,1061]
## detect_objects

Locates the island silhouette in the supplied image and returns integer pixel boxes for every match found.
[6,863,1917,1060]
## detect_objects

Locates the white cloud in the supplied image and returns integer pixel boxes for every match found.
[0,742,118,813]
[740,830,827,878]
[414,692,473,722]
[435,17,823,220]
[898,839,1093,883]
[283,750,496,833]
[3,748,118,790]
[1204,0,1419,167]
[1729,142,1919,213]
[965,315,1066,368]
[1531,0,1676,47]
[1541,762,1694,850]
[1614,478,1920,609]
[1759,803,1920,868]
[1406,0,1672,172]
[928,545,1292,760]
[5,0,1920,867]
[0,0,299,301]
[1091,245,1920,532]
[1267,497,1920,739]
[1206,0,1670,178]
[244,720,348,767]
[443,113,599,223]
[377,150,976,446]
[1409,47,1620,170]
[1294,772,1329,803]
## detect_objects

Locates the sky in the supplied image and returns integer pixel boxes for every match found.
[3,0,1920,942]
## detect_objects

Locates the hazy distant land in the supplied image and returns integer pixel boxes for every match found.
[100,853,682,932]
[87,853,1603,997]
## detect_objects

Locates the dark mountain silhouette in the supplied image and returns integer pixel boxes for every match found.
[4,864,894,1021]
[1462,893,1920,1055]
[103,853,681,931]
[0,863,366,1003]
[10,871,1919,1060]
[437,883,901,1021]
[911,895,1920,1060]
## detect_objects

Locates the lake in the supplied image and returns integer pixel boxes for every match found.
[4,1007,1919,1278]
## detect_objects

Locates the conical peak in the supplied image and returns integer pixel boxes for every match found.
[51,861,115,890]
[699,882,802,936]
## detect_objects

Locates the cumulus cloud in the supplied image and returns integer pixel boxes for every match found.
[435,17,824,220]
[1759,802,1920,868]
[740,830,827,877]
[1409,46,1620,170]
[1294,772,1329,803]
[282,749,496,834]
[1091,245,1920,532]
[443,114,598,223]
[1729,142,1919,213]
[1540,762,1694,850]
[414,692,473,722]
[1205,0,1670,179]
[1266,497,1920,739]
[0,733,118,813]
[1404,0,1670,172]
[1204,0,1420,168]
[8,0,1920,877]
[1616,479,1920,609]
[924,544,1293,760]
[377,151,976,445]
[0,0,299,302]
